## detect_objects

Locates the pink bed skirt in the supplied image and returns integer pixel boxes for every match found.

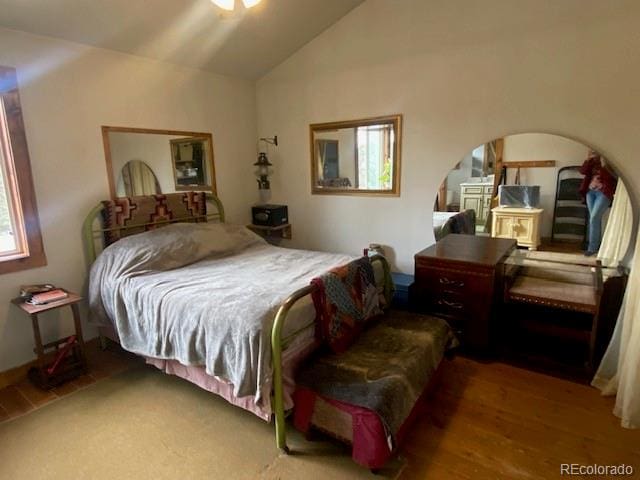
[99,325,318,421]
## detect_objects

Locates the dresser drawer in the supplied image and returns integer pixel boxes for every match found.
[461,185,483,195]
[413,236,516,353]
[430,293,467,320]
[415,263,494,296]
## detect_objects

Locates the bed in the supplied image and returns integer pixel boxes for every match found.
[432,209,476,241]
[83,192,385,453]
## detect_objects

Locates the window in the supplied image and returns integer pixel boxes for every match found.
[0,66,46,273]
[356,124,394,190]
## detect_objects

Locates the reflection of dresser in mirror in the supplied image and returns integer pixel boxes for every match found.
[491,207,543,250]
[459,181,493,229]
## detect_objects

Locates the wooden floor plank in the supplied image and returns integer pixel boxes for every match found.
[50,380,78,397]
[70,374,97,389]
[402,450,511,480]
[450,356,612,411]
[430,392,640,465]
[14,379,57,408]
[436,375,639,451]
[0,386,33,418]
[398,357,640,479]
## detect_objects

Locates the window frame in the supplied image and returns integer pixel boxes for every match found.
[0,65,46,274]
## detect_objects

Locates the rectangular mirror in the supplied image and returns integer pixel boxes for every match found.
[310,114,402,196]
[102,126,216,199]
[169,136,215,191]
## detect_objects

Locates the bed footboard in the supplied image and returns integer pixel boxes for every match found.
[271,285,314,453]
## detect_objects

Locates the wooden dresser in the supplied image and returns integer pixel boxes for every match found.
[459,181,493,227]
[411,234,516,352]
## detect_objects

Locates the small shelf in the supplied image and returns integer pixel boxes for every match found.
[247,223,292,239]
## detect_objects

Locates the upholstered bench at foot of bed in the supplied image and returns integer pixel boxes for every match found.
[293,311,457,469]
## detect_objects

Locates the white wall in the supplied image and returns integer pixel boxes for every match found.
[502,133,591,238]
[0,28,257,372]
[256,0,640,273]
[445,151,474,206]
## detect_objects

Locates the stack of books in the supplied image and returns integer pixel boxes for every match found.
[20,284,69,305]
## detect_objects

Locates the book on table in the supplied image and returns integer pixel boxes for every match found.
[26,289,69,305]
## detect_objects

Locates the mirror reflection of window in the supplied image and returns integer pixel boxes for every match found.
[356,124,394,190]
[116,160,161,197]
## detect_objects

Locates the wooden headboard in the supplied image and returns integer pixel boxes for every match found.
[82,192,225,265]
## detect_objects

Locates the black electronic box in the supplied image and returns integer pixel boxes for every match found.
[252,204,288,227]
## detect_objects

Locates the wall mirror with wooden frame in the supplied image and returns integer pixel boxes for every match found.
[310,114,402,196]
[102,126,216,199]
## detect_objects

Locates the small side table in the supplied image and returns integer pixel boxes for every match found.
[11,291,88,389]
[246,223,292,240]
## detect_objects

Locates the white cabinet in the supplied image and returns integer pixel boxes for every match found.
[460,182,493,225]
[491,207,543,250]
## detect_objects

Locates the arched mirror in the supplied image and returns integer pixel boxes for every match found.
[116,160,161,197]
[433,133,633,376]
[434,133,634,265]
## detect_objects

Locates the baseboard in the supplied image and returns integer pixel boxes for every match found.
[0,337,100,390]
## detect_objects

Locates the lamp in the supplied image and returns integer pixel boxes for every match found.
[254,136,277,190]
[211,0,262,11]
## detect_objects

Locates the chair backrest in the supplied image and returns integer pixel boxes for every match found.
[552,166,587,243]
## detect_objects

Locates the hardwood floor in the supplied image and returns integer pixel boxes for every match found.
[1,343,638,479]
[399,357,640,479]
[538,239,584,254]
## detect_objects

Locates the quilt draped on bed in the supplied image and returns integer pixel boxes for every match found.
[310,257,383,353]
[88,222,355,404]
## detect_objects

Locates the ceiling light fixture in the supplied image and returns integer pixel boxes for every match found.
[210,0,262,11]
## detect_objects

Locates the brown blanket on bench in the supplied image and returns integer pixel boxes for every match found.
[296,311,456,440]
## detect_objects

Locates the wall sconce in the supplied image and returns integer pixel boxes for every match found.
[254,136,277,190]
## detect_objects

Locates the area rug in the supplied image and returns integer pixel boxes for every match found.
[0,366,406,479]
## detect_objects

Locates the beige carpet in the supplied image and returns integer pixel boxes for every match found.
[0,366,405,479]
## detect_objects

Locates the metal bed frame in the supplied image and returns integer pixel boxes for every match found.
[81,193,380,453]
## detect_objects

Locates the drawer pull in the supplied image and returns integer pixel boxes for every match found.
[439,277,465,288]
[437,299,464,310]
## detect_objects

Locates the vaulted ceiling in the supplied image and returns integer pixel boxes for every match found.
[0,0,365,79]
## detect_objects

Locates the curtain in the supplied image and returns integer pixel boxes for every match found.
[592,225,640,428]
[598,180,633,267]
[316,140,326,179]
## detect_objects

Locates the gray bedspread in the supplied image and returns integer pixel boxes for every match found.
[89,223,354,403]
